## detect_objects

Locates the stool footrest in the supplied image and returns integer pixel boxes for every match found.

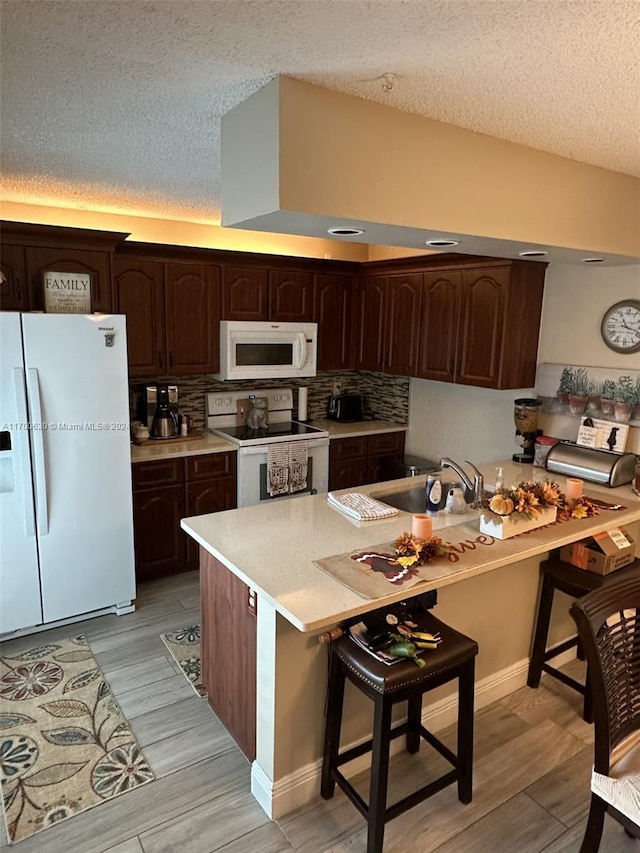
[541,663,586,695]
[386,769,459,822]
[543,636,578,662]
[420,725,459,768]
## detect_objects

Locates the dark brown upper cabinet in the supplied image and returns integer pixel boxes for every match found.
[165,262,220,374]
[25,247,113,313]
[221,265,312,322]
[385,272,423,376]
[417,261,545,389]
[222,266,269,320]
[354,274,388,371]
[114,256,220,377]
[0,244,27,311]
[313,272,353,370]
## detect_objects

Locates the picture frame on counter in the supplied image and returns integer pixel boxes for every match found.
[43,270,92,313]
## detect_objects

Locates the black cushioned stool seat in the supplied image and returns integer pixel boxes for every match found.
[527,555,640,722]
[321,611,478,853]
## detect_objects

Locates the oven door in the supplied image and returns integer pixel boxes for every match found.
[236,438,329,507]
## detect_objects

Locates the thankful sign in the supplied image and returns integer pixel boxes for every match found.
[43,271,91,313]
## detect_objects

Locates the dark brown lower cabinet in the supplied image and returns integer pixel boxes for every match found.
[132,452,236,582]
[200,550,256,761]
[328,432,406,491]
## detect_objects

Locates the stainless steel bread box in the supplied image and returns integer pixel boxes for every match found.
[545,440,637,487]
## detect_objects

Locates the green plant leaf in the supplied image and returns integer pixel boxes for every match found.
[23,761,87,787]
[42,699,90,717]
[63,669,100,693]
[0,713,36,730]
[42,727,95,746]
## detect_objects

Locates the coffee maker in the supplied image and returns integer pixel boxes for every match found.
[140,384,179,438]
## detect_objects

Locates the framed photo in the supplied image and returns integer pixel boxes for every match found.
[577,415,629,454]
[43,270,92,313]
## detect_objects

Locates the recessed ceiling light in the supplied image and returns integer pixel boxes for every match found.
[327,226,365,236]
[425,239,460,247]
[518,250,548,258]
[582,257,606,263]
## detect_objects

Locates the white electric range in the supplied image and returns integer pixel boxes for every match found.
[206,388,329,507]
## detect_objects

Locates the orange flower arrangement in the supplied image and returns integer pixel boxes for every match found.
[393,531,450,568]
[485,480,561,520]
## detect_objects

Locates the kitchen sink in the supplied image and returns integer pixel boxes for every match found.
[371,486,482,529]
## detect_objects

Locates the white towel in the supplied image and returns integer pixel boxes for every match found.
[288,442,308,494]
[267,444,290,497]
[327,492,398,521]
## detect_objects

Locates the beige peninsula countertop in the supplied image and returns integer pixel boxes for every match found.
[182,459,640,633]
[309,418,407,438]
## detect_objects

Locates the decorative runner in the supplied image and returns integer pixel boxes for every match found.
[160,626,206,698]
[0,635,154,844]
[313,514,572,599]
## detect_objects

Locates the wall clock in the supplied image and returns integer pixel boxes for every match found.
[600,299,640,353]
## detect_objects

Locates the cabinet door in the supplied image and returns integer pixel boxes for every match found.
[329,458,369,492]
[366,432,406,483]
[221,266,268,320]
[268,270,313,321]
[354,275,387,371]
[185,477,237,568]
[132,484,187,582]
[165,262,221,374]
[417,270,462,382]
[0,244,27,311]
[386,273,422,376]
[200,552,257,760]
[314,273,353,370]
[25,247,113,313]
[113,258,165,377]
[457,267,508,387]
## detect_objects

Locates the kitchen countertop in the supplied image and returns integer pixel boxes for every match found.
[130,432,237,463]
[131,420,406,462]
[310,418,407,438]
[182,459,640,633]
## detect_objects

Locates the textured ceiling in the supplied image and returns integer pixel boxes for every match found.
[1,0,639,225]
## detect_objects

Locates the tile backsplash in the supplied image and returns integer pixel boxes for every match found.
[130,370,409,430]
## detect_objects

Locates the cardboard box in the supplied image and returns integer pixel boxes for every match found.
[560,528,636,575]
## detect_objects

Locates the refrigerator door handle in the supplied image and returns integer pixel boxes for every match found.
[12,368,36,538]
[26,368,49,535]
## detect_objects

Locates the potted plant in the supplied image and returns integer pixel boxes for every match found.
[568,367,590,415]
[585,380,601,413]
[600,379,616,416]
[632,376,640,422]
[613,375,635,423]
[556,367,573,406]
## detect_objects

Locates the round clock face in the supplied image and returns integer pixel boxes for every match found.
[600,300,640,353]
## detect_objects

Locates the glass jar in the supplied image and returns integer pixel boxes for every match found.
[534,435,558,468]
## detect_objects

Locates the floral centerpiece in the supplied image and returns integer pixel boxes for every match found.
[480,479,561,539]
[480,479,599,539]
[393,532,450,568]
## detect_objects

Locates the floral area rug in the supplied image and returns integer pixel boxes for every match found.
[0,635,154,844]
[160,625,206,698]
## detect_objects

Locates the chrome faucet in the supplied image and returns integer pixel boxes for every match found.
[439,457,485,508]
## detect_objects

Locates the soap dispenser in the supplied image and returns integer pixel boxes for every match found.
[494,467,504,492]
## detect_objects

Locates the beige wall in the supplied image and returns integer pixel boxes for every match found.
[0,201,368,261]
[277,78,639,258]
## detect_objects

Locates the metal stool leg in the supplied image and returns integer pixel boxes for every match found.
[528,572,556,688]
[457,658,475,804]
[321,657,346,799]
[367,695,393,853]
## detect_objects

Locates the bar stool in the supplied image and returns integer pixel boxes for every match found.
[321,611,478,853]
[527,555,640,722]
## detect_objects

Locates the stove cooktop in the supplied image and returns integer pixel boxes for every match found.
[210,420,328,446]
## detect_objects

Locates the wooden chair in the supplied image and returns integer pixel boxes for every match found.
[570,572,640,852]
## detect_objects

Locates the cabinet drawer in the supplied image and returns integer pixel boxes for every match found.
[367,431,405,456]
[186,451,237,482]
[132,459,183,490]
[329,436,368,461]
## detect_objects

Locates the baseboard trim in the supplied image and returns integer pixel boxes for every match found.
[252,645,579,819]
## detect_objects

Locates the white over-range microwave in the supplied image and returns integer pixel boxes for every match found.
[215,320,318,381]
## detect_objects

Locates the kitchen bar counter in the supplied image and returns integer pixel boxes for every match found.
[130,432,237,463]
[182,460,640,821]
[182,459,640,633]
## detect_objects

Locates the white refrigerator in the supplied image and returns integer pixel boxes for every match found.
[0,313,136,636]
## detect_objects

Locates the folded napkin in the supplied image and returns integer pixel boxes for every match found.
[327,492,399,521]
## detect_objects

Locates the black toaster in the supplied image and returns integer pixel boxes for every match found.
[327,394,363,422]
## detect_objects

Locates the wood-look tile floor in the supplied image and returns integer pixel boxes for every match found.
[1,572,637,853]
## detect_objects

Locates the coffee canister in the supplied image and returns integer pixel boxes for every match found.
[425,473,442,513]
